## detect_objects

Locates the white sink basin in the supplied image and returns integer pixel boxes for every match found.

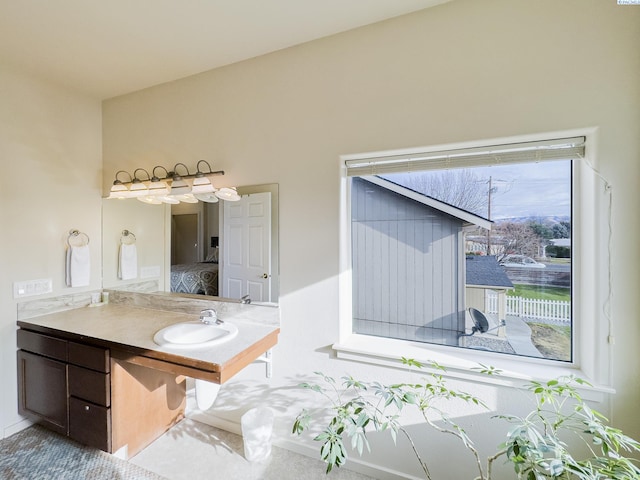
[153,320,238,349]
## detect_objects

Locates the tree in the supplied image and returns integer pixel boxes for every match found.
[529,222,553,240]
[383,170,488,216]
[552,221,571,239]
[493,222,540,260]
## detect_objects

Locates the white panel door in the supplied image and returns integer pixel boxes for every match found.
[221,192,271,302]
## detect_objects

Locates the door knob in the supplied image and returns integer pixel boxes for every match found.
[261,273,269,279]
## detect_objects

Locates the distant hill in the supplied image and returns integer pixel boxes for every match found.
[494,215,570,225]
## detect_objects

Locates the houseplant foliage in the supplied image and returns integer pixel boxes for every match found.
[292,358,640,479]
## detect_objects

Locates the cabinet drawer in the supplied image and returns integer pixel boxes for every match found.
[68,342,109,373]
[69,397,111,452]
[17,330,67,362]
[68,365,110,407]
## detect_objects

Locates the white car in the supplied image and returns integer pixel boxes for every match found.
[500,254,546,269]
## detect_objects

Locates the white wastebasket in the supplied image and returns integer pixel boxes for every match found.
[241,407,274,462]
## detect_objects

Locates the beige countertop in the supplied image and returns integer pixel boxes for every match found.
[17,303,280,383]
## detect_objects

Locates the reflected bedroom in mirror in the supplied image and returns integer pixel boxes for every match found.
[102,183,279,305]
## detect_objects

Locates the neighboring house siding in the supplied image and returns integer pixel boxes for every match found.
[351,178,465,345]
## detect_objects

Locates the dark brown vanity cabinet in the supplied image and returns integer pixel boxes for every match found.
[17,325,187,458]
[17,329,112,451]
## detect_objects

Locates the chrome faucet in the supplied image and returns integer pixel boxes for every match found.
[199,308,219,325]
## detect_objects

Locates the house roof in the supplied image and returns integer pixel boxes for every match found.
[465,255,514,289]
[361,176,492,230]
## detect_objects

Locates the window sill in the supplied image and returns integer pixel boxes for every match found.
[333,334,614,403]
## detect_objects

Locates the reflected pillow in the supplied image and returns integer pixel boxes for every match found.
[205,247,219,263]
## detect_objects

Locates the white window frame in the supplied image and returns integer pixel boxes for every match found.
[335,128,613,401]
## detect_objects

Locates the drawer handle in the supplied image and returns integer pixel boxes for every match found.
[84,405,90,411]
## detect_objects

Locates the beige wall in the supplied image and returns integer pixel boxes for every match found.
[1,0,638,477]
[0,63,102,435]
[101,1,640,476]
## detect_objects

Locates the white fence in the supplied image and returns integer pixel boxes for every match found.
[486,293,571,324]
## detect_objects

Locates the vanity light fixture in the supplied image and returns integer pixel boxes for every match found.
[168,163,192,196]
[142,166,174,204]
[192,160,224,203]
[149,166,171,195]
[108,160,237,204]
[108,171,133,199]
[128,169,151,198]
[191,160,216,195]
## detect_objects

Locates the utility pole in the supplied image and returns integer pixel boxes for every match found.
[486,176,493,256]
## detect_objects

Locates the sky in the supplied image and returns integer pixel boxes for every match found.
[472,160,571,219]
[384,160,572,220]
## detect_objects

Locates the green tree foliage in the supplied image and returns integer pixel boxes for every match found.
[551,222,571,239]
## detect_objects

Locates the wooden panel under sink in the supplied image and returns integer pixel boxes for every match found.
[110,356,186,458]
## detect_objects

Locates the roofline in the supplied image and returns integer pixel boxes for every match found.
[361,175,492,230]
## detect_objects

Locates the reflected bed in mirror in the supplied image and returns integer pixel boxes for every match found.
[102,183,279,305]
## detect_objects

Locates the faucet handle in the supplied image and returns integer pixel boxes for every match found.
[200,309,217,323]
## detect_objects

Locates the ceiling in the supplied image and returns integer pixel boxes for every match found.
[0,0,448,100]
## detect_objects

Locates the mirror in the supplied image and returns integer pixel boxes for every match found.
[102,183,279,304]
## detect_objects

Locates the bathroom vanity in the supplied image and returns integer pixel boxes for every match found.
[16,302,279,458]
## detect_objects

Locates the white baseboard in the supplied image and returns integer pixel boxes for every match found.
[187,412,424,480]
[3,418,33,439]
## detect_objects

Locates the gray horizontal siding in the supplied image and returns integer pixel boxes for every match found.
[351,178,464,346]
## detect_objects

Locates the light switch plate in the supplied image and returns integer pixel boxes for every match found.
[13,278,53,298]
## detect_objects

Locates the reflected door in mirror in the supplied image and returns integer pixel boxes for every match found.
[222,192,272,302]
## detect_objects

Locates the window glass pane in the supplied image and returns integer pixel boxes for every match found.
[351,160,572,361]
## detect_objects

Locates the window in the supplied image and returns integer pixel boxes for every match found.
[344,137,585,363]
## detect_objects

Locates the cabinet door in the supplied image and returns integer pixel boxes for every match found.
[17,350,68,434]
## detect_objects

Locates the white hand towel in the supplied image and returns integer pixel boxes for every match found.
[119,243,138,280]
[65,247,72,287]
[67,245,91,287]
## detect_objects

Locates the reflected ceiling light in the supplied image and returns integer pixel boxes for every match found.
[215,187,241,201]
[175,194,198,203]
[108,171,133,199]
[194,193,219,203]
[158,195,180,204]
[137,195,163,205]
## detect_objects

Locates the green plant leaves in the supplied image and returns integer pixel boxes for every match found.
[293,362,640,479]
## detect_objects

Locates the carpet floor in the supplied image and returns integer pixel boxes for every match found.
[0,425,167,480]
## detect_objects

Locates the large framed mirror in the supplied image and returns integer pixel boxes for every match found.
[102,183,279,304]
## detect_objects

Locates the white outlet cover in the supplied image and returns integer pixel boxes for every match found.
[13,278,53,299]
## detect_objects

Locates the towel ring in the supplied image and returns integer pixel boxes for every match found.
[67,229,90,247]
[121,230,136,245]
